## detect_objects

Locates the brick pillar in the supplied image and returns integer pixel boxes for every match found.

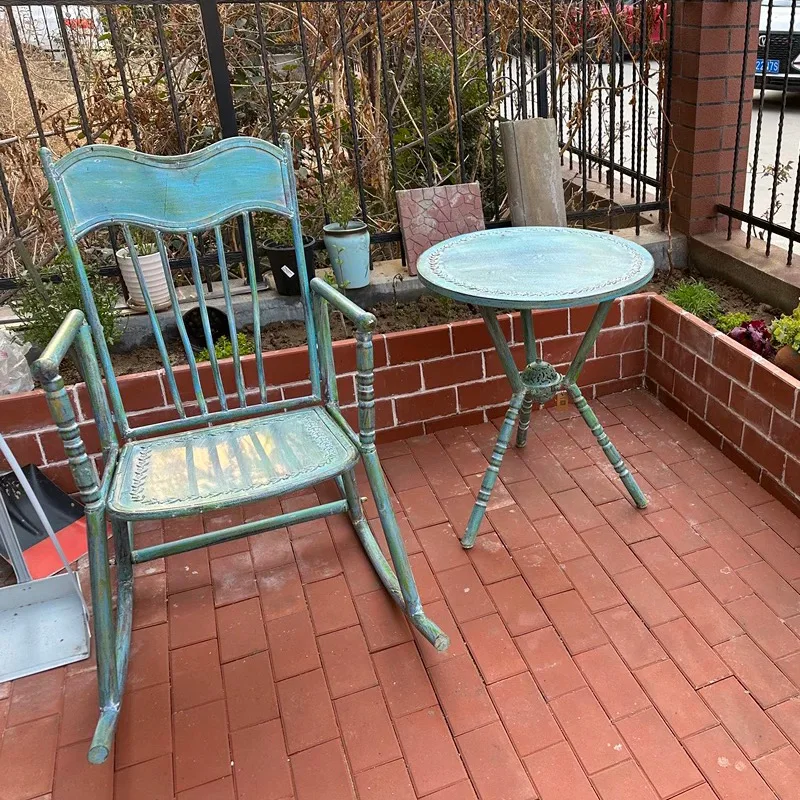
[669,0,759,235]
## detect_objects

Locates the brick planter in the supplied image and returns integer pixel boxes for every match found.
[0,295,647,493]
[646,295,800,516]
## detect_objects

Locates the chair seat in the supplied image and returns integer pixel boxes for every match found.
[108,406,359,519]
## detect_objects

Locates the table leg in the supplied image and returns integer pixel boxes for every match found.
[515,310,537,450]
[463,390,525,549]
[564,301,647,509]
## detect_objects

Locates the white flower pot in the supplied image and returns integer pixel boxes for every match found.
[116,248,171,311]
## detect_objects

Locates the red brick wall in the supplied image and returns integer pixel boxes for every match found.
[0,295,649,493]
[646,295,800,515]
[669,0,759,235]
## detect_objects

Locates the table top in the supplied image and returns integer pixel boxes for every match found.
[416,227,655,309]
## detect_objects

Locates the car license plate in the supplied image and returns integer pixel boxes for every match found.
[756,58,781,74]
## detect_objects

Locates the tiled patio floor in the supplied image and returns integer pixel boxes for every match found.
[3,388,800,800]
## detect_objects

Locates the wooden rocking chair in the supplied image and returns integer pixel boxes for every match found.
[34,134,448,764]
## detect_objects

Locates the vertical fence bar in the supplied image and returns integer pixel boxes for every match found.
[255,1,280,144]
[55,6,92,142]
[374,0,400,200]
[448,0,466,181]
[482,0,500,219]
[635,0,647,233]
[153,3,186,152]
[411,0,434,185]
[516,0,527,118]
[106,7,142,150]
[535,36,548,117]
[659,0,675,226]
[199,0,237,137]
[5,7,45,145]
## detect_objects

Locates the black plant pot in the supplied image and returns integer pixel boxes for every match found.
[263,235,316,296]
[183,305,230,353]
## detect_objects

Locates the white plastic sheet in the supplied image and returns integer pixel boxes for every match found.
[0,329,33,395]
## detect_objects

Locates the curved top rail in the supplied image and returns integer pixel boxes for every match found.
[41,135,292,237]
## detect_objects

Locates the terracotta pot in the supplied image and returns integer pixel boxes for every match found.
[774,345,800,380]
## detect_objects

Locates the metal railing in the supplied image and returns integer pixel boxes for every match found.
[0,0,672,290]
[718,0,800,264]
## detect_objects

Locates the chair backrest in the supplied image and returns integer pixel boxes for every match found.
[40,135,320,441]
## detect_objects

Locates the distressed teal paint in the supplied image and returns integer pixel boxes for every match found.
[417,229,653,549]
[35,136,449,764]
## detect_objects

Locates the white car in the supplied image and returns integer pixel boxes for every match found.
[10,5,102,55]
[757,0,800,90]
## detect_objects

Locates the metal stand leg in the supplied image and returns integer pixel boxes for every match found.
[564,383,647,507]
[463,392,525,549]
[515,391,534,449]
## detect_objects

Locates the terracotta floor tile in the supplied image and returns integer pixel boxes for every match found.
[230,719,292,800]
[428,654,498,735]
[437,564,495,623]
[417,522,472,572]
[684,726,776,800]
[645,508,707,556]
[355,589,413,652]
[486,576,549,636]
[168,586,216,650]
[596,605,666,670]
[114,754,173,800]
[683,548,751,604]
[115,683,172,769]
[517,446,577,495]
[699,677,787,759]
[249,527,293,573]
[768,697,800,748]
[563,555,625,612]
[293,529,342,584]
[516,626,586,699]
[550,687,628,775]
[398,485,449,530]
[753,500,800,547]
[613,566,682,627]
[486,505,542,552]
[59,669,99,747]
[339,544,383,596]
[715,636,797,708]
[616,707,703,797]
[747,528,800,583]
[570,465,624,506]
[306,574,359,635]
[440,492,492,537]
[653,617,731,689]
[52,739,113,800]
[706,492,767,536]
[395,706,467,796]
[257,562,307,621]
[591,760,659,800]
[635,660,717,739]
[629,451,682,489]
[754,745,800,799]
[126,623,169,693]
[210,551,258,607]
[660,484,718,526]
[133,572,168,630]
[695,519,761,570]
[277,669,338,754]
[514,542,573,599]
[541,590,608,654]
[266,609,321,681]
[354,759,416,800]
[738,561,800,618]
[598,498,658,544]
[631,537,695,590]
[670,582,743,646]
[319,625,378,700]
[335,685,402,773]
[176,775,235,800]
[552,488,605,532]
[506,478,560,523]
[373,641,437,718]
[215,596,267,664]
[414,599,467,668]
[290,739,356,800]
[408,551,442,603]
[575,644,651,720]
[170,639,224,712]
[0,715,59,800]
[457,721,536,800]
[7,667,64,727]
[488,672,563,756]
[383,454,429,493]
[173,699,231,792]
[467,532,519,584]
[461,614,527,684]
[535,514,590,562]
[223,650,279,731]
[727,594,800,660]
[523,741,600,800]
[671,459,727,497]
[579,524,641,576]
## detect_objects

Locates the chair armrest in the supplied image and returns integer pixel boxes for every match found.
[33,309,118,507]
[310,277,376,332]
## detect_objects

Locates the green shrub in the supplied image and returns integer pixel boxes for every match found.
[325,180,360,228]
[665,280,721,321]
[197,332,255,362]
[716,311,750,334]
[257,215,294,248]
[770,304,800,353]
[13,263,121,351]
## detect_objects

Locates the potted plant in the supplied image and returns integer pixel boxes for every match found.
[259,215,316,296]
[116,229,171,311]
[323,180,370,289]
[770,303,800,379]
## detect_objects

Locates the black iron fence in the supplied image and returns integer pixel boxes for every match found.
[0,0,672,291]
[718,0,800,264]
